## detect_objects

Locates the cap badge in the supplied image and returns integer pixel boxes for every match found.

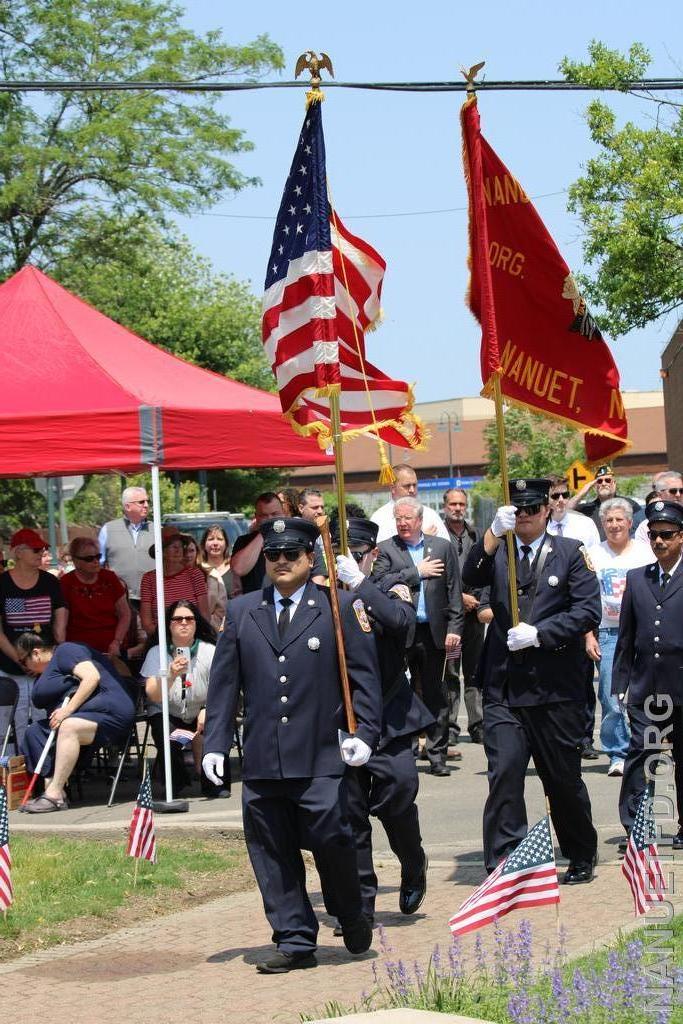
[515,480,526,491]
[548,575,559,587]
[273,520,286,533]
[307,637,320,651]
[655,501,664,512]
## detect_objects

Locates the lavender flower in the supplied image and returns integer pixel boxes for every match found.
[551,967,571,1022]
[431,943,442,978]
[572,968,592,1015]
[474,933,487,974]
[448,936,465,981]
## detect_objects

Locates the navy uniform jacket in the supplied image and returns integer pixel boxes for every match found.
[355,578,435,748]
[203,580,382,780]
[462,535,601,706]
[373,534,464,647]
[612,561,683,707]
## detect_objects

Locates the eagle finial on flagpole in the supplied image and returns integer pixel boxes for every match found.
[461,61,485,94]
[295,51,334,104]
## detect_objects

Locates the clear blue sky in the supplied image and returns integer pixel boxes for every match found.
[175,0,681,403]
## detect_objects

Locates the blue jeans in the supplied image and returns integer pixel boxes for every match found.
[597,628,630,761]
[0,674,46,755]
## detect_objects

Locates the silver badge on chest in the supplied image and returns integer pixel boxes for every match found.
[308,636,320,651]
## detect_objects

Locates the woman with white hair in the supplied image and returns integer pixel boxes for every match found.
[585,498,652,777]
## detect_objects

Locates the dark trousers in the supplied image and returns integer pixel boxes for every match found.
[582,656,597,747]
[407,623,449,766]
[447,611,484,740]
[315,736,424,920]
[620,703,683,833]
[242,775,362,956]
[482,700,597,873]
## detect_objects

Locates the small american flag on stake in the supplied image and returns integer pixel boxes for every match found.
[622,786,666,916]
[126,764,157,864]
[449,816,560,937]
[0,785,13,913]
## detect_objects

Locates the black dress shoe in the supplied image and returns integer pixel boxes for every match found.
[333,914,373,937]
[341,913,372,954]
[562,859,595,885]
[256,950,318,974]
[581,745,600,760]
[673,832,683,851]
[430,764,451,777]
[469,725,484,744]
[400,853,428,915]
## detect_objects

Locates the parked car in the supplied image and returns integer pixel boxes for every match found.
[161,512,249,549]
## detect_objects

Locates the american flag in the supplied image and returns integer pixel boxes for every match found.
[0,785,12,912]
[126,764,157,863]
[622,787,666,916]
[262,96,425,452]
[449,816,560,937]
[4,596,53,630]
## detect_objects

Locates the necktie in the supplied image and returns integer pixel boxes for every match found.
[518,544,532,587]
[278,597,293,639]
[556,521,563,536]
[661,572,671,591]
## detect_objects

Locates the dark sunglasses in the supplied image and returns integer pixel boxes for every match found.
[170,615,195,623]
[264,547,306,563]
[75,554,99,563]
[350,548,371,563]
[550,491,571,500]
[597,477,614,484]
[515,504,542,517]
[663,487,683,496]
[647,529,681,541]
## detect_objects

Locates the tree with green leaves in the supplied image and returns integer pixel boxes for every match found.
[0,0,283,274]
[560,42,683,336]
[484,406,584,483]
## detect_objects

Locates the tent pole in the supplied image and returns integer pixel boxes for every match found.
[150,464,188,813]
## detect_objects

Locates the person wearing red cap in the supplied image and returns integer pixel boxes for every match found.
[0,528,67,748]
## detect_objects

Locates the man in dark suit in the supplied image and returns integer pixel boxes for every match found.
[612,499,683,849]
[203,517,382,974]
[373,496,463,776]
[462,479,602,882]
[322,515,435,925]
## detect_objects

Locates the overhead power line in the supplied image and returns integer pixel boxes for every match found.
[0,77,681,94]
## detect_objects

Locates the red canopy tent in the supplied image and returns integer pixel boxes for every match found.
[0,266,331,476]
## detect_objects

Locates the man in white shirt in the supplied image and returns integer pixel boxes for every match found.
[546,475,600,546]
[371,464,449,543]
[633,471,683,545]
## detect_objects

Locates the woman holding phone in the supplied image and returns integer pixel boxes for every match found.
[142,600,228,797]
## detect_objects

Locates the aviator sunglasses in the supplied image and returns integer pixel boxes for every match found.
[647,529,681,541]
[550,491,571,500]
[264,547,306,563]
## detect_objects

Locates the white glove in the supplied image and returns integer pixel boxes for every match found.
[340,736,372,767]
[202,753,225,786]
[491,505,517,537]
[507,623,540,651]
[335,554,365,589]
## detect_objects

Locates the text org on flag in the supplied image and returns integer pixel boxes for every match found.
[449,816,560,938]
[261,96,425,454]
[461,94,629,466]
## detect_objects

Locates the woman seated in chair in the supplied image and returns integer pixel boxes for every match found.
[141,600,228,798]
[17,633,136,813]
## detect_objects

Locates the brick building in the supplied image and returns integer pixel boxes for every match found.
[662,320,683,472]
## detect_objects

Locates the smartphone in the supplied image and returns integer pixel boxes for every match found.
[175,646,192,687]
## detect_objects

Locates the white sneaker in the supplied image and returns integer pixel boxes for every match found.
[607,759,625,777]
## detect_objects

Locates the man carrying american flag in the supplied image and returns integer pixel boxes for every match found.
[449,816,560,937]
[0,785,13,913]
[126,764,157,865]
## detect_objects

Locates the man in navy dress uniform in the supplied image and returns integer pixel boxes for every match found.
[462,479,602,882]
[203,517,382,974]
[317,515,435,927]
[612,499,683,849]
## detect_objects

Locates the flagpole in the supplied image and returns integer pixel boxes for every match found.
[492,373,520,626]
[545,795,562,942]
[329,390,348,554]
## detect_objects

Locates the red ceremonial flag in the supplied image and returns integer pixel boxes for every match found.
[262,96,426,463]
[449,816,560,938]
[126,764,157,864]
[461,95,629,465]
[0,785,13,912]
[622,787,666,916]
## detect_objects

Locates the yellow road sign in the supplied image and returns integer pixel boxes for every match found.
[565,460,595,494]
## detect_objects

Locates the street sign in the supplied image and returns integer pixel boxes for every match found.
[417,476,482,491]
[34,476,84,500]
[565,460,594,494]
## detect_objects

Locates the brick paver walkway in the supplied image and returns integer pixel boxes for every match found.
[3,854,680,1024]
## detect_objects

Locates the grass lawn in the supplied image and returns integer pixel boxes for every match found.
[0,833,253,962]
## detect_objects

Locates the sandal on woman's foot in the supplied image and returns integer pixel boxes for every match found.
[22,794,69,814]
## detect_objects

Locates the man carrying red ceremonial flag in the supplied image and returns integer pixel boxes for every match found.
[461,90,629,465]
[449,816,560,937]
[262,92,425,475]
